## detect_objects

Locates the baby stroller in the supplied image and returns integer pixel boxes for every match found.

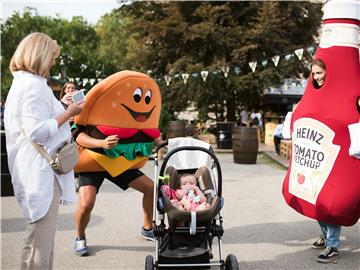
[145,137,239,270]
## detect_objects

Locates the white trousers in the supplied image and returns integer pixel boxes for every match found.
[21,178,60,270]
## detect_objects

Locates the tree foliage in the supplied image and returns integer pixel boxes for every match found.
[1,2,322,124]
[1,8,100,99]
[117,1,322,122]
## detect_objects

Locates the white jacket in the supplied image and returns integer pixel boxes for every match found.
[4,71,76,223]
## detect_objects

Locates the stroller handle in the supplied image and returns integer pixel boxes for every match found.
[159,145,222,197]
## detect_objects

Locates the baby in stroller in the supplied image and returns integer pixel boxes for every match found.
[145,137,239,270]
[161,173,210,211]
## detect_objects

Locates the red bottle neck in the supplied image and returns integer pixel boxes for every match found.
[324,19,360,26]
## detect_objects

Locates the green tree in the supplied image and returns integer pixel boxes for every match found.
[117,1,322,122]
[1,8,100,99]
[95,10,129,75]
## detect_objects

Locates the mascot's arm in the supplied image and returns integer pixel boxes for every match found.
[77,132,118,149]
[348,97,360,159]
[282,112,292,139]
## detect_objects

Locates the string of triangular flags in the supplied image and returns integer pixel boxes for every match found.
[158,46,316,86]
[50,76,103,88]
[51,45,316,89]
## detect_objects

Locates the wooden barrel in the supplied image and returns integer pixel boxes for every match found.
[232,127,259,164]
[167,120,186,139]
[1,131,14,196]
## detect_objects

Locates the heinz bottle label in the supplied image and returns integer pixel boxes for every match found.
[289,118,340,204]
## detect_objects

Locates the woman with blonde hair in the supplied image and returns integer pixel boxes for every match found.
[4,32,83,269]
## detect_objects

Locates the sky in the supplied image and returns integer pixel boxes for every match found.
[2,0,122,25]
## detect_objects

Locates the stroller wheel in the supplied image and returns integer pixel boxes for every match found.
[145,255,154,270]
[225,254,239,270]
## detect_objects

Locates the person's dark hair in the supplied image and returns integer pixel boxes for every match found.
[311,59,326,89]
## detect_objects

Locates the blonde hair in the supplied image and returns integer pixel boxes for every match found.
[9,32,60,78]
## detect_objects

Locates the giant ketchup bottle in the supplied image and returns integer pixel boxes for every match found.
[282,0,360,226]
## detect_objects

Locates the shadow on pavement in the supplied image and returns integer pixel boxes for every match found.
[1,213,103,233]
[224,220,360,247]
[88,245,153,256]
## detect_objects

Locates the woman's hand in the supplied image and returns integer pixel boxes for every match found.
[56,101,84,127]
[102,135,118,149]
[66,102,84,117]
[61,92,75,106]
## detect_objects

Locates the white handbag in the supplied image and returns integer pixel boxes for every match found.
[22,130,79,174]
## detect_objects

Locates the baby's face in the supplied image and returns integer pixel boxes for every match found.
[180,175,197,188]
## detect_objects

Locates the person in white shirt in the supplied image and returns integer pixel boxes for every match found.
[240,108,249,126]
[4,32,83,269]
[273,121,284,155]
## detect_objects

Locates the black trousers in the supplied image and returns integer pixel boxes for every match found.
[274,135,282,155]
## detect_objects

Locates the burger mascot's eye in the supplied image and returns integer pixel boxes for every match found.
[133,88,142,103]
[145,90,151,104]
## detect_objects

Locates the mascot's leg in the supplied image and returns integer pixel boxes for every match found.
[76,185,97,238]
[129,175,155,241]
[74,185,97,256]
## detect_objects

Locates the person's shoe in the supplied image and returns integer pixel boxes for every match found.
[317,246,339,264]
[312,235,325,249]
[74,237,89,256]
[139,227,156,241]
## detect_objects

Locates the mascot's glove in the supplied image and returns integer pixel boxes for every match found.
[348,122,360,159]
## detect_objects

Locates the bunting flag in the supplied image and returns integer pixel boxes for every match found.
[164,75,172,86]
[201,70,209,82]
[234,66,241,75]
[284,53,293,61]
[221,66,230,78]
[272,55,280,67]
[182,73,189,84]
[294,48,304,60]
[307,46,315,58]
[82,78,89,85]
[249,61,257,73]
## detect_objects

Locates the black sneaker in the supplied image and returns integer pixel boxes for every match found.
[139,227,156,241]
[317,246,339,264]
[312,235,325,249]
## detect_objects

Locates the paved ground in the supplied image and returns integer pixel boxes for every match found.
[1,150,359,270]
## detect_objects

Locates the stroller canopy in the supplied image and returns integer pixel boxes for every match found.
[167,137,212,170]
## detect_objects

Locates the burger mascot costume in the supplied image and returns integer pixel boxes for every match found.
[282,0,360,227]
[73,70,162,177]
